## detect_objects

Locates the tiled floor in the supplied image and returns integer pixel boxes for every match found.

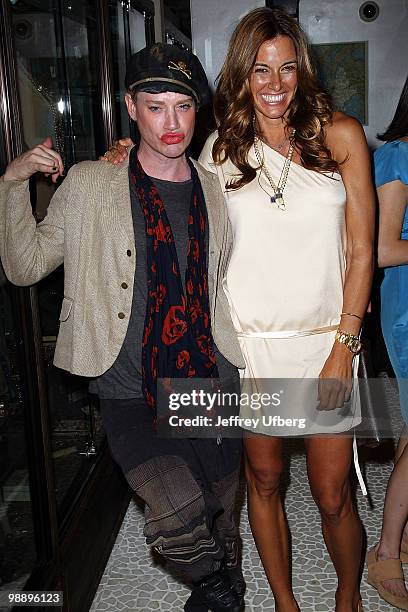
[91,379,405,611]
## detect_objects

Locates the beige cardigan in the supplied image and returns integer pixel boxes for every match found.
[0,159,245,375]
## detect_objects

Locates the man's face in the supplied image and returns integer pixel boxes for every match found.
[125,91,196,160]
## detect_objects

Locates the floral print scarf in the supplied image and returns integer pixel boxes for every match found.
[130,154,219,410]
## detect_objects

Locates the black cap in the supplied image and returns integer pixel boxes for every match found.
[125,43,209,107]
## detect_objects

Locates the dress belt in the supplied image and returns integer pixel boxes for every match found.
[237,324,339,339]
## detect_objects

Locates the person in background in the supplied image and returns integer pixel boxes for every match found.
[366,75,408,611]
[0,44,245,612]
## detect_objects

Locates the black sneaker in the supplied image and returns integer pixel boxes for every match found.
[184,568,241,611]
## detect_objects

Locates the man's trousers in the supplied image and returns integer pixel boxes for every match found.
[100,398,242,581]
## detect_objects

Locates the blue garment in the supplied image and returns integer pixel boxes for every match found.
[375,140,408,425]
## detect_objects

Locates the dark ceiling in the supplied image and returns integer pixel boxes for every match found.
[164,0,191,39]
[162,0,300,41]
[10,0,193,40]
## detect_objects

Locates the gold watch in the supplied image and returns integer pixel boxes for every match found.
[335,330,362,354]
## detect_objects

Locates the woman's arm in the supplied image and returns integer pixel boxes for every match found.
[330,113,375,335]
[319,114,375,408]
[378,179,408,267]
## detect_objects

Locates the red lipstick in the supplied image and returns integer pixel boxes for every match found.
[161,133,185,144]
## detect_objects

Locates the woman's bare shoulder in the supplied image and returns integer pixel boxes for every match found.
[325,112,367,162]
[326,112,365,142]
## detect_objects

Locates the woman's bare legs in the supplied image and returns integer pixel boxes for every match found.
[374,426,408,602]
[244,436,300,612]
[305,436,362,612]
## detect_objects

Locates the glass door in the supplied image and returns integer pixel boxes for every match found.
[0,10,49,606]
[108,0,154,140]
[9,0,108,525]
[0,0,153,607]
[0,242,37,600]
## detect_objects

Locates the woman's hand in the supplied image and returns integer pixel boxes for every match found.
[3,137,63,183]
[100,138,134,164]
[318,342,354,410]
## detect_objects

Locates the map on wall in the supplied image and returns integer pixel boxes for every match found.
[312,42,368,125]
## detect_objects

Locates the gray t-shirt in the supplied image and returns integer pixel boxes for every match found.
[90,164,236,399]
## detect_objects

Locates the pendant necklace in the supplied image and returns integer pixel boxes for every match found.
[274,134,289,151]
[253,128,296,211]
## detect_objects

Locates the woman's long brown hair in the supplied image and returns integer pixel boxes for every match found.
[212,7,339,190]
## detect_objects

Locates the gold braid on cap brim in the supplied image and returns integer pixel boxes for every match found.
[128,77,199,104]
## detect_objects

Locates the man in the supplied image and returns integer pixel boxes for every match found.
[0,44,245,611]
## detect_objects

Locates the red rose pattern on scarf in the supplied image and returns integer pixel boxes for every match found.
[130,153,218,411]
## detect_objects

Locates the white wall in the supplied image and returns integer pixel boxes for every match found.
[299,0,408,148]
[190,0,264,91]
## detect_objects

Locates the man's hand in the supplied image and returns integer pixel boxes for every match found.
[3,137,64,183]
[100,138,134,164]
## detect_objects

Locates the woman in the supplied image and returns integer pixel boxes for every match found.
[366,76,408,610]
[105,8,374,610]
[198,8,374,612]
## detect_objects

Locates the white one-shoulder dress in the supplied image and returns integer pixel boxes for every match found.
[199,132,361,437]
